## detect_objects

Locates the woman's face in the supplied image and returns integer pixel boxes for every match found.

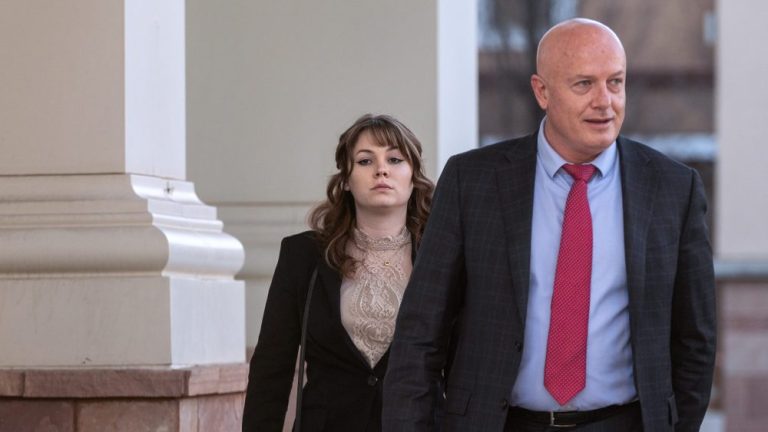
[346,131,414,216]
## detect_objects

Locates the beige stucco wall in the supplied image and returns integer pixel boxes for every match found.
[186,0,478,350]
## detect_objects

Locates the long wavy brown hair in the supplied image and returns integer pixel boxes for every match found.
[309,114,434,277]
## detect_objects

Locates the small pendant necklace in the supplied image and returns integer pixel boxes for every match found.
[355,241,406,269]
[352,228,410,269]
[379,244,406,267]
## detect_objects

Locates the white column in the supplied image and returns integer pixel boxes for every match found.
[0,0,245,367]
[186,0,478,351]
[438,0,478,173]
[716,1,768,261]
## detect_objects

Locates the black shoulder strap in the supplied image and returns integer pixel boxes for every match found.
[295,266,318,431]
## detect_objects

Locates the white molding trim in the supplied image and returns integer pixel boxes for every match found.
[0,174,244,278]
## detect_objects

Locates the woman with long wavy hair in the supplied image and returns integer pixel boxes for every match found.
[242,114,434,432]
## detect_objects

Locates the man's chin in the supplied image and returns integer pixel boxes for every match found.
[587,131,619,149]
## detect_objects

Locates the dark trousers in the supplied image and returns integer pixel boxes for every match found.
[504,402,643,432]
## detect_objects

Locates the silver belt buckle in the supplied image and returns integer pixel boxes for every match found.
[550,411,577,428]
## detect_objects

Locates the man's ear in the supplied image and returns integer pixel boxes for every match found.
[530,74,548,110]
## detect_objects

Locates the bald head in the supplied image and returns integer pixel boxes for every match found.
[530,18,627,164]
[536,18,625,79]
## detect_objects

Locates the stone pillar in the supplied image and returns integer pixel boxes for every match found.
[716,1,768,431]
[186,0,477,354]
[0,1,246,430]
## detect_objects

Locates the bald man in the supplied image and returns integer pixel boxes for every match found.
[382,18,715,432]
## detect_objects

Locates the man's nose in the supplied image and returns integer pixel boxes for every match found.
[591,83,611,108]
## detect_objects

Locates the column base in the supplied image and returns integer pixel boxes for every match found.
[0,363,247,432]
[0,174,245,366]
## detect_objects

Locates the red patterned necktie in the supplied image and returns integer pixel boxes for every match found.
[544,163,596,406]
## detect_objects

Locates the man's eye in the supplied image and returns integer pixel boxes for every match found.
[575,80,590,87]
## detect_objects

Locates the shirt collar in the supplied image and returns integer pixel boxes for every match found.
[536,117,618,180]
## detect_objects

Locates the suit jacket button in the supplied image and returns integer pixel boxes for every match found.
[514,341,523,352]
[367,375,378,386]
[500,398,509,409]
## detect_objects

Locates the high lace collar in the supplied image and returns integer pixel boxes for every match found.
[352,226,411,252]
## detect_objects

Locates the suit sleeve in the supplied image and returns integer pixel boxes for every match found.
[383,156,466,431]
[671,169,716,431]
[242,237,304,432]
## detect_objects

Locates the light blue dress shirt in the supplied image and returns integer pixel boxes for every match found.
[509,120,637,411]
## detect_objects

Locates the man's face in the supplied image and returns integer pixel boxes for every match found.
[531,24,626,163]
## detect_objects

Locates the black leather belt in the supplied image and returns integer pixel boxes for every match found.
[507,401,639,428]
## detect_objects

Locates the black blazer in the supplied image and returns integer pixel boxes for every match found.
[382,134,716,432]
[243,231,390,432]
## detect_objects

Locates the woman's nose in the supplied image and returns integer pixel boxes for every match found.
[375,163,389,177]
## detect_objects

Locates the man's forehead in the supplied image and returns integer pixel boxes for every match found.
[541,19,621,47]
[537,19,625,73]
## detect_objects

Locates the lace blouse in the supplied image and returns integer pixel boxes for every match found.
[340,227,412,368]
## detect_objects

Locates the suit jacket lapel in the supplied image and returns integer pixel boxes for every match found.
[618,137,658,327]
[496,134,537,329]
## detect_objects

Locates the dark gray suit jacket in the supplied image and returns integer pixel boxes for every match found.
[382,133,716,431]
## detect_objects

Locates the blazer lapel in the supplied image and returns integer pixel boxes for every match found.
[318,256,378,370]
[317,260,342,324]
[618,137,658,327]
[496,134,537,329]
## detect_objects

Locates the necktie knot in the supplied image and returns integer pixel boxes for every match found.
[562,164,596,182]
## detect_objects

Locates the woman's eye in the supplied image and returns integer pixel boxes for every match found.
[389,157,404,164]
[356,159,372,166]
